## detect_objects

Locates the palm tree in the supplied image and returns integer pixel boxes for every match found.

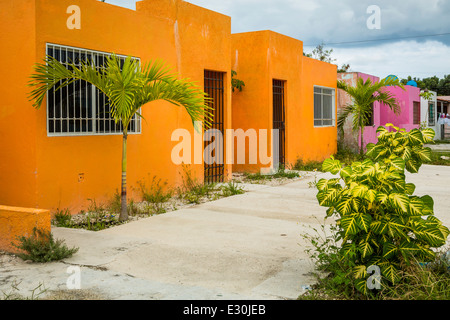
[29,54,212,221]
[337,77,403,156]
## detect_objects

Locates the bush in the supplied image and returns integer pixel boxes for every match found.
[12,227,79,263]
[315,124,449,295]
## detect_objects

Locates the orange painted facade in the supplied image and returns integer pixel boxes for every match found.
[0,0,231,214]
[0,206,51,253]
[231,31,338,172]
[0,0,337,215]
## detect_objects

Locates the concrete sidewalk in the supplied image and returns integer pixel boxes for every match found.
[1,165,449,300]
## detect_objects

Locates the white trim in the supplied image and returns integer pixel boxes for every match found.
[313,85,336,128]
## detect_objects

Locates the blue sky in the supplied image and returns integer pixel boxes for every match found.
[100,0,450,79]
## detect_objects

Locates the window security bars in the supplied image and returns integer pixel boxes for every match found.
[413,101,421,125]
[273,80,286,166]
[428,102,435,126]
[204,70,225,183]
[46,43,141,136]
[314,86,335,127]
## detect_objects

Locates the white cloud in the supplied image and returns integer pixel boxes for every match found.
[327,40,450,79]
[100,0,450,78]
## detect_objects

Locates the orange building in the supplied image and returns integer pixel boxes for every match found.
[231,31,337,173]
[0,0,337,214]
[0,0,232,213]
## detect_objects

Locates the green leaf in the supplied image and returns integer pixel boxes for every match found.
[364,189,378,203]
[316,179,328,191]
[376,193,388,204]
[371,220,388,235]
[390,157,405,171]
[388,193,410,213]
[414,222,447,247]
[421,195,434,215]
[401,146,412,162]
[408,129,424,145]
[381,263,401,284]
[326,207,335,218]
[355,279,369,295]
[358,240,374,258]
[353,265,367,279]
[356,213,372,233]
[340,215,360,236]
[317,188,340,207]
[408,196,424,216]
[335,196,354,215]
[416,147,432,162]
[340,243,356,259]
[383,242,397,259]
[322,157,342,175]
[399,241,420,261]
[421,128,435,143]
[351,184,369,198]
[404,183,416,195]
[405,159,420,173]
[340,166,353,179]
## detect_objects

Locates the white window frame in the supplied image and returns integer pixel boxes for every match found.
[46,43,141,137]
[314,85,336,127]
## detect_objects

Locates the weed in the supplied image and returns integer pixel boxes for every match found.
[178,165,218,204]
[307,169,319,189]
[292,159,323,172]
[272,168,300,179]
[1,280,47,300]
[425,151,450,166]
[52,208,72,228]
[139,176,173,204]
[108,190,122,214]
[299,219,361,300]
[379,250,450,300]
[12,227,79,263]
[220,181,245,197]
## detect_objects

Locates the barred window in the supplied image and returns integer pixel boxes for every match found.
[46,43,141,136]
[314,86,335,127]
[413,101,421,125]
[428,102,435,126]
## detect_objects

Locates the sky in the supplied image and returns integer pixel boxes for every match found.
[100,0,450,80]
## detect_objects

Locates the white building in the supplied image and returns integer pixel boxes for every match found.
[420,90,440,140]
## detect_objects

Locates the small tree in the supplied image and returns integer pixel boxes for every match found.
[29,55,212,222]
[337,77,403,156]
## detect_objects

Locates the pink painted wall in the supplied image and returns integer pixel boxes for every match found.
[337,72,381,152]
[337,72,421,151]
[363,85,420,147]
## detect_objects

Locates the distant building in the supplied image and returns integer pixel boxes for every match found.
[337,72,422,152]
[437,96,450,140]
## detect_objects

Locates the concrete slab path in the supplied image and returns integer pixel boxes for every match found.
[1,165,449,300]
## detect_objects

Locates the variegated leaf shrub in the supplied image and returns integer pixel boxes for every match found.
[316,124,449,294]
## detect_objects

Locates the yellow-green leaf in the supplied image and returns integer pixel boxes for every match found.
[389,193,410,213]
[322,157,342,175]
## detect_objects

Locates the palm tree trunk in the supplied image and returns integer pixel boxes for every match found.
[360,126,365,156]
[119,131,128,222]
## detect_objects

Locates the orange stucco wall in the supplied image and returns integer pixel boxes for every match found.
[231,31,337,172]
[0,0,231,214]
[0,205,51,253]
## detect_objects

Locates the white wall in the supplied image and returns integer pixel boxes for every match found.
[420,90,439,140]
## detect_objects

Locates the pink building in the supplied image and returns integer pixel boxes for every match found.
[337,72,420,152]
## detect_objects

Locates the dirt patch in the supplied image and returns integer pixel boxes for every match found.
[41,288,108,300]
